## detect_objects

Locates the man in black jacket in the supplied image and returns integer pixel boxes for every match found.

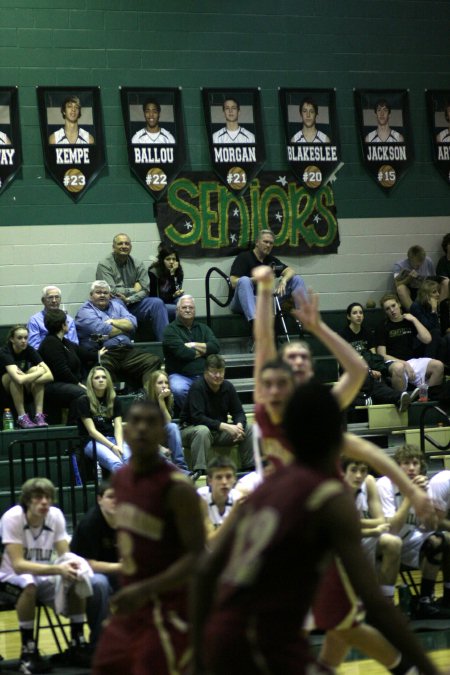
[180,354,254,475]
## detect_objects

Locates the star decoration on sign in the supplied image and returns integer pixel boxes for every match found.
[276,175,288,187]
[230,233,237,244]
[313,214,321,224]
[232,208,239,216]
[275,211,283,222]
[184,220,193,230]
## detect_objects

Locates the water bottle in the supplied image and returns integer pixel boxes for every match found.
[2,409,14,431]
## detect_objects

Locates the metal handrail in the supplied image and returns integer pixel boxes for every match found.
[419,403,450,456]
[205,266,234,327]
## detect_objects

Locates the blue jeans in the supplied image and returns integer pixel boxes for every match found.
[230,274,307,321]
[84,436,131,473]
[88,573,118,646]
[165,422,188,471]
[168,373,201,410]
[129,297,169,341]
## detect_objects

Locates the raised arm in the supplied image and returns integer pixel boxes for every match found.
[252,266,277,403]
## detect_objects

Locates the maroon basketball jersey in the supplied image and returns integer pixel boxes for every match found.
[254,402,295,468]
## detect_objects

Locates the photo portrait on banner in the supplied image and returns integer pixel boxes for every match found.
[0,86,22,196]
[354,89,413,192]
[120,87,186,201]
[279,88,341,191]
[202,87,265,194]
[36,86,106,202]
[426,89,450,187]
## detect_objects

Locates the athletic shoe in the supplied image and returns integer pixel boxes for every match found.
[409,387,421,402]
[51,641,92,669]
[397,391,411,413]
[19,649,51,674]
[412,596,450,619]
[33,413,48,427]
[17,414,38,429]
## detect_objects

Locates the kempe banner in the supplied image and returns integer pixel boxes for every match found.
[155,171,339,257]
[0,87,21,196]
[36,86,106,202]
[426,90,450,186]
[202,88,265,194]
[354,89,413,192]
[279,88,342,191]
[120,87,186,201]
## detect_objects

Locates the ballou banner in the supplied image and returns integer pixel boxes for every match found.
[155,171,339,257]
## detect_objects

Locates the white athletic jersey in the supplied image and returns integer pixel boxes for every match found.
[0,131,10,145]
[376,476,420,539]
[428,470,450,513]
[355,480,370,519]
[365,128,403,143]
[290,129,330,143]
[235,471,262,496]
[212,126,255,144]
[197,486,240,529]
[52,126,91,145]
[131,127,175,144]
[0,505,68,577]
[436,129,450,143]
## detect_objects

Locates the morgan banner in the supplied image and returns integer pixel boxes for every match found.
[0,86,21,196]
[155,171,339,257]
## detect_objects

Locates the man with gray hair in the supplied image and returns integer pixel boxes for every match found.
[27,285,78,349]
[75,281,161,390]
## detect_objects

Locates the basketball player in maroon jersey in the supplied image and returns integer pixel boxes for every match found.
[92,400,205,675]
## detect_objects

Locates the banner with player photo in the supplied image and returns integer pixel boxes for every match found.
[155,171,339,257]
[0,87,22,196]
[120,87,186,201]
[279,88,342,191]
[354,89,413,192]
[202,88,265,195]
[36,86,106,202]
[426,90,450,186]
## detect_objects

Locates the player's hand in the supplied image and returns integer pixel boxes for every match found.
[110,582,149,615]
[409,486,437,529]
[375,523,390,535]
[412,474,429,491]
[59,560,79,581]
[252,265,275,288]
[291,288,321,333]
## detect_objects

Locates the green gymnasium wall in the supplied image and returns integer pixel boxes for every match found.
[0,0,449,227]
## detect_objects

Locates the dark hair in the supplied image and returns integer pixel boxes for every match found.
[142,98,161,113]
[441,233,450,253]
[284,382,343,467]
[260,357,294,380]
[393,444,427,474]
[341,455,369,473]
[150,243,184,282]
[299,97,318,115]
[97,479,113,497]
[222,97,240,110]
[206,457,237,478]
[20,477,55,509]
[346,303,364,322]
[205,354,226,371]
[61,95,81,117]
[6,324,28,345]
[374,98,391,114]
[43,309,67,335]
[407,245,426,262]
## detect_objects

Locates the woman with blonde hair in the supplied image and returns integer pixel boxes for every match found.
[76,366,130,473]
[146,369,188,472]
[411,279,450,363]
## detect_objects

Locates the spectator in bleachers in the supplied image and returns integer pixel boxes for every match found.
[27,285,78,349]
[71,480,121,648]
[197,458,241,539]
[96,233,168,340]
[229,229,306,326]
[436,233,450,279]
[392,245,436,310]
[145,369,189,472]
[148,243,185,321]
[76,366,131,473]
[377,444,450,619]
[162,294,220,409]
[0,325,52,428]
[38,309,89,424]
[75,280,161,392]
[410,279,450,363]
[340,302,415,411]
[180,354,254,478]
[377,292,444,393]
[0,478,91,672]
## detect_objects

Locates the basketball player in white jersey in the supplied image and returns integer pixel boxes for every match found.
[212,97,256,144]
[48,95,94,145]
[291,97,331,143]
[365,99,404,143]
[131,99,175,144]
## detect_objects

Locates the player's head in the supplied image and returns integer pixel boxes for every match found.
[284,381,343,469]
[299,97,318,127]
[206,457,237,504]
[346,302,364,327]
[124,400,166,460]
[41,285,62,311]
[142,99,161,130]
[441,233,450,255]
[380,293,402,321]
[20,477,55,511]
[278,341,314,385]
[374,99,391,126]
[394,444,427,478]
[259,358,296,417]
[222,98,240,123]
[341,456,369,491]
[61,95,82,120]
[407,244,426,269]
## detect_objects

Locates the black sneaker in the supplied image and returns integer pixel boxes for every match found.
[51,641,92,669]
[412,596,450,619]
[397,391,411,413]
[19,649,51,674]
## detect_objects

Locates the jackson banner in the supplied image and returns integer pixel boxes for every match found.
[426,89,450,187]
[120,86,186,200]
[354,89,414,192]
[279,88,342,191]
[0,86,22,196]
[155,171,339,257]
[36,86,106,202]
[202,88,265,194]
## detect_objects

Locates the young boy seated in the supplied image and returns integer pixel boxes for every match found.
[197,458,241,539]
[342,456,402,602]
[376,444,450,619]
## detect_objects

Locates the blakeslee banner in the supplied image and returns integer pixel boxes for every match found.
[155,171,339,257]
